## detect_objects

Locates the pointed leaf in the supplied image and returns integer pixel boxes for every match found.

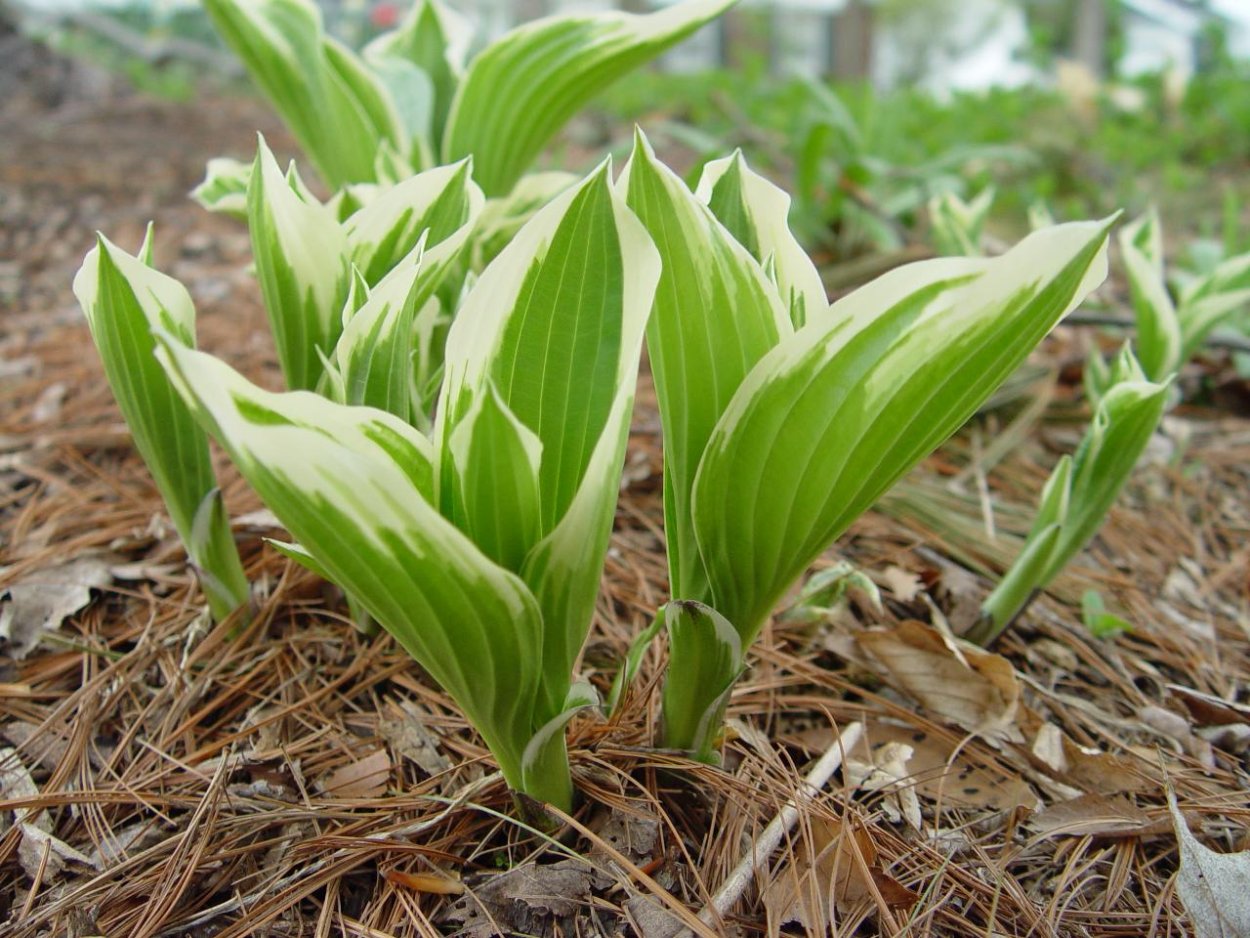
[366,0,470,154]
[204,0,406,188]
[443,0,736,195]
[1119,211,1180,380]
[191,157,252,219]
[446,383,543,571]
[344,158,483,285]
[72,234,248,622]
[248,137,350,391]
[155,338,539,786]
[622,132,788,602]
[696,150,826,328]
[692,221,1113,642]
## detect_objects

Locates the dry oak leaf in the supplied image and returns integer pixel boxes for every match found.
[1028,793,1171,840]
[0,556,114,658]
[762,816,918,933]
[856,620,1022,744]
[1169,789,1250,938]
[316,749,391,799]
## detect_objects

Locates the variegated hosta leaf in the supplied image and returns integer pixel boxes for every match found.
[1119,210,1181,381]
[366,0,471,156]
[1180,288,1250,361]
[695,150,826,328]
[660,601,743,761]
[442,0,736,196]
[73,232,249,624]
[154,337,546,791]
[976,356,1167,642]
[205,0,407,188]
[692,220,1113,643]
[328,241,427,423]
[1038,375,1168,587]
[621,132,789,604]
[343,158,483,286]
[249,137,350,391]
[928,187,996,257]
[437,162,660,712]
[191,157,251,218]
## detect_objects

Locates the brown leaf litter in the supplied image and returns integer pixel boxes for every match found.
[2,79,1249,936]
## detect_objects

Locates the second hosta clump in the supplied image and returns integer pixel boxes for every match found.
[82,136,1114,808]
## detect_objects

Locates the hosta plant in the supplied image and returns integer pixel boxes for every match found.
[199,0,733,196]
[620,134,1112,760]
[928,186,995,257]
[74,229,250,626]
[1117,208,1250,384]
[969,345,1169,646]
[149,164,659,812]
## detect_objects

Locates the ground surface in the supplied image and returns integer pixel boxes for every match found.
[1,44,1249,938]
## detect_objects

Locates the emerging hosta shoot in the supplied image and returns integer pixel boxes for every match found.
[622,133,1112,759]
[154,165,659,811]
[74,230,250,625]
[971,346,1168,646]
[1118,208,1250,383]
[928,186,995,257]
[205,0,734,194]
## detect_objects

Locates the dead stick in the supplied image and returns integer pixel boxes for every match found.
[699,721,864,926]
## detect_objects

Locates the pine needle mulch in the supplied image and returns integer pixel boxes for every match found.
[2,85,1248,938]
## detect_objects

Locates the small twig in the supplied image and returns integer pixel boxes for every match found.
[699,721,864,927]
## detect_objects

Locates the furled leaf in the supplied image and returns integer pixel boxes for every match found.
[437,161,660,715]
[205,0,406,187]
[155,337,542,789]
[343,158,483,286]
[248,137,350,391]
[443,0,736,195]
[692,221,1112,643]
[191,157,251,218]
[622,131,788,603]
[366,0,470,155]
[73,232,248,623]
[1119,210,1181,381]
[661,601,743,760]
[696,150,826,328]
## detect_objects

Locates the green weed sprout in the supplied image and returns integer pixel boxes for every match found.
[619,134,1112,760]
[199,0,734,196]
[73,229,250,626]
[148,164,658,812]
[970,346,1168,646]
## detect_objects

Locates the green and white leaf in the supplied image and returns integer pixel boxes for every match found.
[366,0,471,155]
[437,161,660,714]
[696,150,826,328]
[248,137,350,391]
[622,131,789,604]
[442,0,736,195]
[343,158,483,286]
[692,220,1113,643]
[1119,212,1180,381]
[929,186,995,257]
[204,0,406,188]
[192,157,252,218]
[154,337,545,790]
[471,171,580,269]
[73,232,249,623]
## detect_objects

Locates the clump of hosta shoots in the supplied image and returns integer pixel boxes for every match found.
[149,163,658,812]
[928,186,995,257]
[618,131,1113,761]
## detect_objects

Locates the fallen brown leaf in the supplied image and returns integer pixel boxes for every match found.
[1169,789,1250,938]
[1029,793,1171,840]
[857,620,1022,744]
[317,749,391,799]
[0,555,114,658]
